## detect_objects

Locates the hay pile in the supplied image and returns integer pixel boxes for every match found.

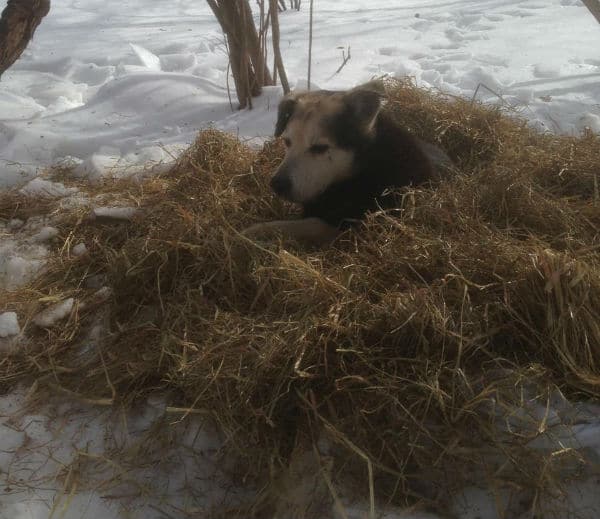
[1,78,600,515]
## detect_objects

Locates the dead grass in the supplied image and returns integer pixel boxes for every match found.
[1,78,600,516]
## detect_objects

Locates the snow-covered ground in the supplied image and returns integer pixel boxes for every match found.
[1,0,599,188]
[0,390,252,519]
[1,0,600,517]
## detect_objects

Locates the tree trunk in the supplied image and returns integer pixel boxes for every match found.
[207,0,273,109]
[0,0,50,79]
[241,0,272,88]
[582,0,600,24]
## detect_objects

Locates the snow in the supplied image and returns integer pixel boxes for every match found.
[0,0,598,186]
[72,242,88,256]
[1,219,60,289]
[0,230,48,289]
[1,0,600,517]
[91,286,112,302]
[129,43,162,71]
[7,219,23,230]
[0,390,240,519]
[19,177,78,198]
[72,146,173,182]
[31,225,59,243]
[92,206,137,220]
[32,297,74,327]
[0,312,19,338]
[0,256,45,289]
[579,112,600,133]
[78,286,112,312]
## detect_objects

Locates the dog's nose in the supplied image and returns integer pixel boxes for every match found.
[270,173,292,198]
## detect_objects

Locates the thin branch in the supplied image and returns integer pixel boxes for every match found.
[471,82,511,108]
[240,2,253,108]
[328,45,351,79]
[206,0,274,109]
[307,0,314,90]
[224,36,234,112]
[257,0,265,87]
[270,0,290,94]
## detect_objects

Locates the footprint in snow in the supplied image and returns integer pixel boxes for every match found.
[445,28,465,42]
[430,43,462,51]
[469,24,495,32]
[411,20,434,31]
[533,64,562,79]
[378,46,402,57]
[511,10,536,18]
[456,13,482,28]
[520,3,546,9]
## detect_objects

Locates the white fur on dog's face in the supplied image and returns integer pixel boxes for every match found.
[274,96,355,204]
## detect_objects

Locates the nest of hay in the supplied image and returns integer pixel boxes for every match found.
[1,78,600,515]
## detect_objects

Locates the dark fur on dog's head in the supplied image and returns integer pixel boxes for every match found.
[274,82,385,139]
[274,97,297,138]
[270,83,386,203]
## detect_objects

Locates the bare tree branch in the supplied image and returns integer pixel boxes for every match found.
[207,0,291,108]
[270,0,290,94]
[328,46,351,79]
[207,0,274,108]
[582,0,600,24]
[0,0,51,79]
[307,0,314,90]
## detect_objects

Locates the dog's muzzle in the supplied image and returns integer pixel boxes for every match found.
[270,173,292,199]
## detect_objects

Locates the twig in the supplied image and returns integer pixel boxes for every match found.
[471,82,508,106]
[224,34,234,112]
[307,0,314,90]
[328,45,351,79]
[257,0,266,85]
[240,4,253,109]
[270,0,290,94]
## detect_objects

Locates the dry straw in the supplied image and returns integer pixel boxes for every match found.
[1,78,600,516]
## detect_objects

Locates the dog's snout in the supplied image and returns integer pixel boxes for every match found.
[270,173,292,198]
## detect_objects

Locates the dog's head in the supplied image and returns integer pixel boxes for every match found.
[270,83,384,204]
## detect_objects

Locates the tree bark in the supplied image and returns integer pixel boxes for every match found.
[582,0,600,24]
[241,0,272,87]
[0,0,50,79]
[207,0,273,109]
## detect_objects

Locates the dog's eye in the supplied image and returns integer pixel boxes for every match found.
[309,144,330,154]
[283,138,292,147]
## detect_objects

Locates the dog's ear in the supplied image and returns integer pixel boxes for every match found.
[274,96,298,137]
[344,87,383,129]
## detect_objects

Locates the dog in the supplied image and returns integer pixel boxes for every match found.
[243,82,450,245]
